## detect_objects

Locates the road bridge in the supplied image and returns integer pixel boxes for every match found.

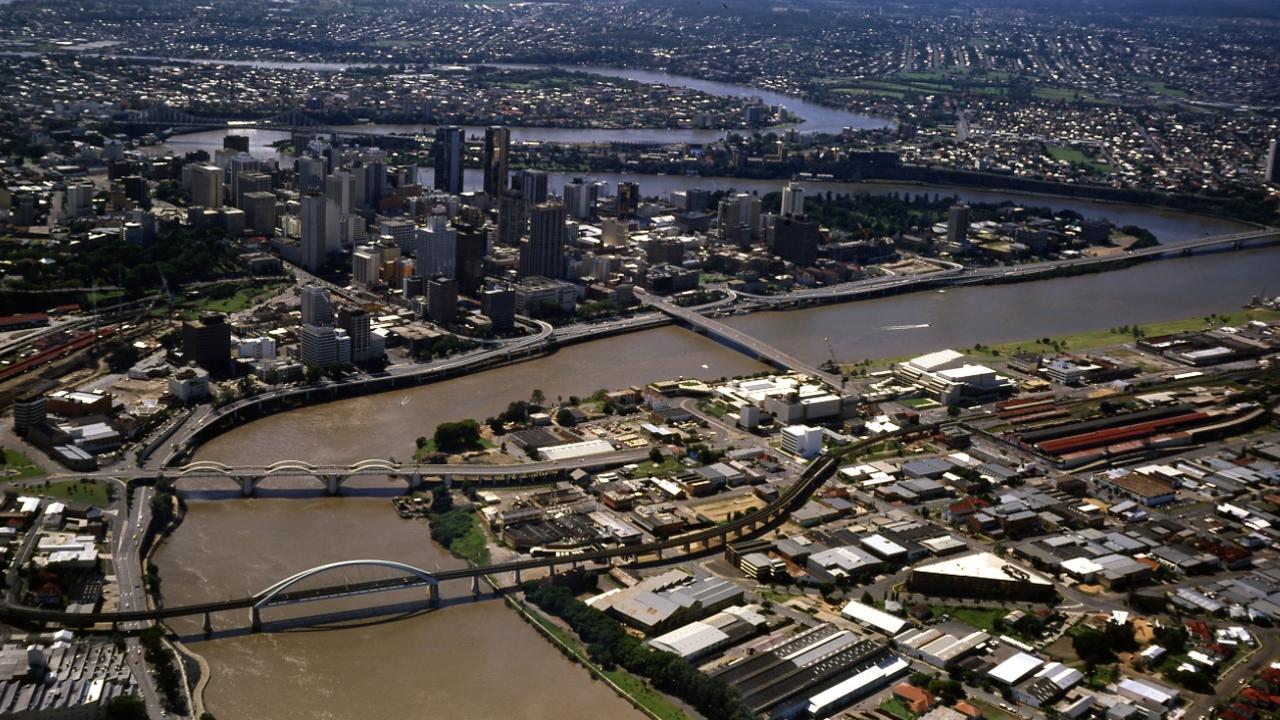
[638,290,845,388]
[0,425,936,631]
[53,449,655,495]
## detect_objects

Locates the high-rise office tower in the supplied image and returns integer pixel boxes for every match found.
[483,126,510,197]
[781,181,805,218]
[770,214,821,268]
[236,171,272,210]
[300,194,329,271]
[300,285,333,326]
[497,188,528,247]
[716,192,762,246]
[191,165,225,209]
[454,223,488,297]
[480,286,516,332]
[415,223,457,279]
[426,276,459,325]
[563,178,599,220]
[617,181,640,220]
[519,203,566,279]
[1267,139,1280,186]
[512,169,548,206]
[433,126,464,195]
[296,155,327,194]
[947,204,970,248]
[229,154,262,207]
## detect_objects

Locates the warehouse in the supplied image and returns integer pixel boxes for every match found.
[840,600,909,635]
[909,552,1056,602]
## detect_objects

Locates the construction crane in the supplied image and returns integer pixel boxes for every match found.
[821,337,847,390]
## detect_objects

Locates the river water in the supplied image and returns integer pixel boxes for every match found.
[166,239,1278,717]
[148,59,1276,718]
[154,498,643,720]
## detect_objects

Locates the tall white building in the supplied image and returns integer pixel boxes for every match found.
[781,425,823,459]
[64,182,94,218]
[414,224,457,278]
[299,324,351,367]
[563,178,600,220]
[324,171,355,247]
[352,244,383,287]
[300,195,328,271]
[781,182,805,218]
[300,285,333,326]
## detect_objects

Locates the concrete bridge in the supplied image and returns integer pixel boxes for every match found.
[1,425,937,632]
[638,290,845,388]
[65,449,656,495]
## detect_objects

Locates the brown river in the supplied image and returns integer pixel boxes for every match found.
[158,236,1279,718]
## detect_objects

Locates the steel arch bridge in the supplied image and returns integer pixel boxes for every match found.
[249,559,442,630]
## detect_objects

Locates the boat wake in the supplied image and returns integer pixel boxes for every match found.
[880,324,931,331]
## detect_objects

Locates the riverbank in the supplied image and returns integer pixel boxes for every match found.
[845,308,1280,371]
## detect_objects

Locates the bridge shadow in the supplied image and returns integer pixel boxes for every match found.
[176,591,506,643]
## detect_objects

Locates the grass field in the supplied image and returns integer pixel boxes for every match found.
[880,697,916,720]
[1045,145,1113,175]
[1,449,46,479]
[176,281,286,318]
[932,605,1006,633]
[629,456,683,478]
[28,479,110,506]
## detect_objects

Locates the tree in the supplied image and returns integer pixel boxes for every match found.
[433,419,481,453]
[648,447,664,464]
[416,436,429,449]
[530,388,546,407]
[555,408,576,427]
[105,695,149,720]
[431,484,453,514]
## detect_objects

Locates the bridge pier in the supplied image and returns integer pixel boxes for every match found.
[471,576,481,598]
[203,611,213,637]
[250,606,261,632]
[428,581,440,609]
[407,472,423,491]
[238,476,257,497]
[514,568,522,586]
[321,475,347,496]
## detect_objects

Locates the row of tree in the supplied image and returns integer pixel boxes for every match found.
[525,583,757,720]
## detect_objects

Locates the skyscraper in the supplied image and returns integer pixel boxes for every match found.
[300,285,333,326]
[427,276,459,325]
[947,204,970,248]
[483,126,510,197]
[497,188,528,247]
[454,223,488,297]
[325,170,355,248]
[513,169,548,206]
[433,126,464,195]
[563,177,599,220]
[770,214,821,268]
[617,181,640,220]
[519,202,567,280]
[191,165,224,209]
[300,194,328,271]
[1267,139,1280,186]
[415,223,457,278]
[296,155,327,194]
[781,181,806,218]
